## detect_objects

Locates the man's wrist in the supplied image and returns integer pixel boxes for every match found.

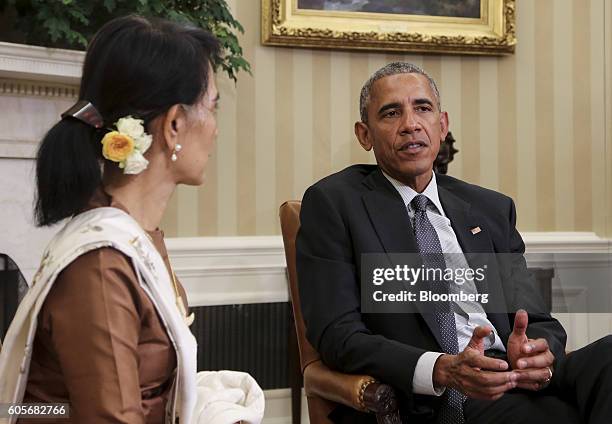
[433,354,453,390]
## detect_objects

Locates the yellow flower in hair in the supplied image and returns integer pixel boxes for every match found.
[101,131,135,163]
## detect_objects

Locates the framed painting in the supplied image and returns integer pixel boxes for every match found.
[261,0,515,55]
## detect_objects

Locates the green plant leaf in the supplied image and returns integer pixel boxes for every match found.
[103,0,116,12]
[4,0,251,81]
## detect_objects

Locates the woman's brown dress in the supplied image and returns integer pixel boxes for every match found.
[21,189,189,423]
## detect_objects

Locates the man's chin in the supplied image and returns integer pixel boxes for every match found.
[396,164,434,181]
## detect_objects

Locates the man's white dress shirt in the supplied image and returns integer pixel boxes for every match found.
[382,171,506,396]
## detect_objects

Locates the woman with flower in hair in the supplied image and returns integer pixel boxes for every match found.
[0,15,262,424]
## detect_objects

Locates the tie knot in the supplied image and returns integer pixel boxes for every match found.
[411,194,430,212]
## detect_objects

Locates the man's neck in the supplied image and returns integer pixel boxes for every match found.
[383,169,434,193]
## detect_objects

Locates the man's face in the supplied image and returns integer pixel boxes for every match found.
[355,73,449,191]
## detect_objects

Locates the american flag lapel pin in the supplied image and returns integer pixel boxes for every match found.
[470,226,482,235]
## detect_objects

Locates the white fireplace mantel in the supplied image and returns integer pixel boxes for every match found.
[0,42,81,160]
[0,42,83,280]
[0,41,84,84]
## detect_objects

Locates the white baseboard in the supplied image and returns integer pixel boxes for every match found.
[262,389,309,424]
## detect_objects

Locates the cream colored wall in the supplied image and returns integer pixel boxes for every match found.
[161,0,611,237]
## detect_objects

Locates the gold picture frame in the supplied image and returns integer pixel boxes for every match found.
[261,0,515,55]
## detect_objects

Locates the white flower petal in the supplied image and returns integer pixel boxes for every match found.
[123,151,149,174]
[135,133,153,153]
[116,116,144,138]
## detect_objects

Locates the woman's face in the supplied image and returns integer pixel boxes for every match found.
[175,71,219,185]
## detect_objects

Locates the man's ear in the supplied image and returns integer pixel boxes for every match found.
[439,111,449,142]
[161,104,184,151]
[355,121,373,151]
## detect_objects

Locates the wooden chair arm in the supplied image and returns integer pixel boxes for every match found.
[362,382,402,423]
[303,360,400,417]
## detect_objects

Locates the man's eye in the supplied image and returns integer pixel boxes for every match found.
[384,110,399,118]
[416,106,432,112]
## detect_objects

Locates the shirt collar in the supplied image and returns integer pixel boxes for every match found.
[382,170,446,217]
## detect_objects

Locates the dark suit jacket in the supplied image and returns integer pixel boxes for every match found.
[296,164,566,420]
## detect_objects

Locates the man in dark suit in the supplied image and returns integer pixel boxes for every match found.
[296,62,612,423]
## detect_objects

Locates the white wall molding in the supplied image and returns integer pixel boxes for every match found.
[166,236,287,307]
[166,232,611,307]
[9,231,609,301]
[0,78,78,98]
[0,137,39,159]
[0,42,83,84]
[523,231,611,254]
[523,232,610,270]
[167,236,284,260]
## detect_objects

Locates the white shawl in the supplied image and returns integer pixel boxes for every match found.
[0,207,197,423]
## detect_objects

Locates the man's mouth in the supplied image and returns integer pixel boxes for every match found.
[398,141,427,152]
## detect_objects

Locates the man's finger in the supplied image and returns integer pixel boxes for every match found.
[515,351,554,369]
[514,367,552,383]
[522,338,549,355]
[467,326,492,350]
[470,380,517,398]
[453,368,517,399]
[516,382,541,391]
[465,353,509,371]
[472,370,518,387]
[512,309,528,337]
[480,380,517,395]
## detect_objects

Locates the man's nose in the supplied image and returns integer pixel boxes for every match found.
[399,110,420,134]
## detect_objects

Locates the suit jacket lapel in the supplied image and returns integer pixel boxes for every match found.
[361,169,418,254]
[361,169,445,347]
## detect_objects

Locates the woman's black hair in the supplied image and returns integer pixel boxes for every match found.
[35,15,220,226]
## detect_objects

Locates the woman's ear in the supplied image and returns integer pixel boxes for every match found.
[161,104,184,151]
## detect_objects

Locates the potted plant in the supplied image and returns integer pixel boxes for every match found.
[0,0,250,81]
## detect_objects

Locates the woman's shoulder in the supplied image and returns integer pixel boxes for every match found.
[43,247,144,318]
[61,246,137,281]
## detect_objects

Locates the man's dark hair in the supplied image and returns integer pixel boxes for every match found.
[359,62,441,123]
